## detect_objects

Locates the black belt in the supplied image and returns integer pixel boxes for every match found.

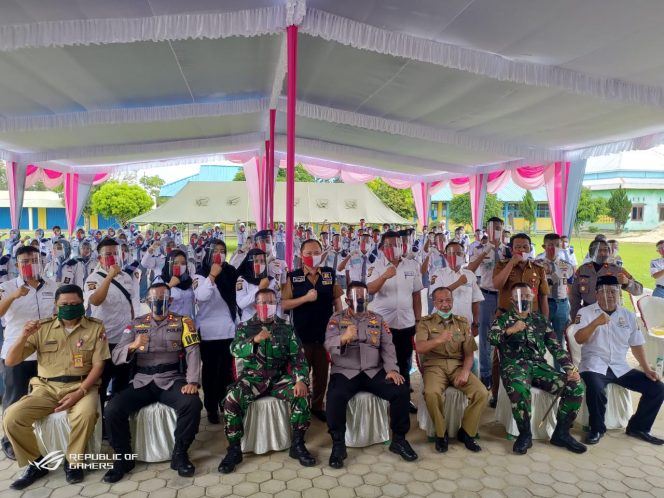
[136,362,180,375]
[480,288,498,295]
[39,375,85,383]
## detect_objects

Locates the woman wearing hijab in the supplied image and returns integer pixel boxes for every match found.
[152,249,196,317]
[235,248,282,322]
[193,239,239,424]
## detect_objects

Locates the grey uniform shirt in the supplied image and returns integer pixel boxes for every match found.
[324,309,398,379]
[113,313,201,389]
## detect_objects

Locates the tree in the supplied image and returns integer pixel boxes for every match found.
[520,191,537,233]
[574,187,607,233]
[448,193,503,228]
[89,181,153,227]
[138,174,166,205]
[233,164,316,182]
[607,186,632,233]
[366,178,415,220]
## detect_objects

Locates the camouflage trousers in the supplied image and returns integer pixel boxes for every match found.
[223,373,311,443]
[501,360,584,431]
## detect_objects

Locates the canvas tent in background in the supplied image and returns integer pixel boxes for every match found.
[130,181,408,225]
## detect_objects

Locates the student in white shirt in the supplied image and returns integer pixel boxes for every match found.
[651,240,664,298]
[152,249,196,318]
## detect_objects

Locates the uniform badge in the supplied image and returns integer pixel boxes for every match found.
[236,280,243,291]
[574,315,581,324]
[367,267,374,277]
[322,272,332,279]
[292,276,306,283]
[580,286,587,293]
[172,341,180,350]
[181,318,200,347]
[73,353,84,368]
[618,317,626,327]
[192,279,199,290]
[64,277,71,284]
[369,318,378,326]
[87,282,97,290]
[134,271,140,279]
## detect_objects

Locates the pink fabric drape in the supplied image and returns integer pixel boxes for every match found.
[469,174,488,230]
[243,156,262,229]
[340,170,375,184]
[411,183,429,228]
[512,166,546,189]
[543,162,570,235]
[285,25,298,271]
[383,178,414,189]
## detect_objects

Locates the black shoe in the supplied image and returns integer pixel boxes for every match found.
[171,443,195,477]
[1,437,16,461]
[328,432,347,469]
[434,433,448,453]
[311,409,327,422]
[550,422,587,454]
[488,397,497,409]
[102,455,136,483]
[64,462,84,484]
[218,444,243,474]
[585,431,604,445]
[289,430,316,467]
[10,463,49,490]
[389,438,418,462]
[457,427,482,452]
[626,428,664,445]
[513,432,533,455]
[409,401,418,414]
[207,411,221,424]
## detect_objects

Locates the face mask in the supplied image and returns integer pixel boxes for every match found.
[256,303,277,321]
[77,233,84,240]
[347,297,367,313]
[446,254,462,269]
[54,250,65,259]
[545,246,557,259]
[171,264,187,277]
[57,303,86,321]
[212,252,226,265]
[435,239,445,252]
[514,288,533,313]
[598,286,619,313]
[302,254,322,268]
[252,261,267,279]
[20,263,40,279]
[148,298,170,316]
[257,241,272,254]
[360,241,369,253]
[436,310,453,319]
[190,237,197,245]
[383,245,402,261]
[101,255,118,268]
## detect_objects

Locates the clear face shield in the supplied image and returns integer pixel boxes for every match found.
[445,246,465,270]
[255,235,274,256]
[17,252,42,280]
[347,287,368,313]
[435,235,446,253]
[512,287,534,314]
[208,245,226,266]
[487,221,502,244]
[359,237,372,254]
[169,257,188,278]
[255,297,277,321]
[382,238,402,261]
[590,242,610,265]
[99,246,124,270]
[147,292,171,317]
[597,285,620,313]
[248,254,268,280]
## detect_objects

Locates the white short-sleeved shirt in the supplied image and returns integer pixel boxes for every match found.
[0,277,58,359]
[346,251,371,283]
[193,274,236,340]
[428,268,484,324]
[577,304,645,378]
[477,244,507,291]
[367,256,423,329]
[425,248,447,275]
[650,257,664,286]
[84,267,139,343]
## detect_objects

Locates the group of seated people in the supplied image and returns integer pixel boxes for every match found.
[0,221,662,492]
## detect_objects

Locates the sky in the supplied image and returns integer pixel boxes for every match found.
[134,164,200,184]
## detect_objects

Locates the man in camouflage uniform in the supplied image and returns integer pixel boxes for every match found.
[490,282,586,455]
[219,288,315,474]
[570,239,643,318]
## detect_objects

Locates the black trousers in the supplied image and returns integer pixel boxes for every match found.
[200,338,234,415]
[326,370,410,437]
[581,368,664,434]
[99,343,131,412]
[105,381,202,452]
[1,360,37,445]
[390,327,416,385]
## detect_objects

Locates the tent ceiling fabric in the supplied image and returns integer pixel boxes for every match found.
[130,181,409,225]
[2,0,664,179]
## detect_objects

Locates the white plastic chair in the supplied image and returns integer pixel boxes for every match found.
[33,399,103,457]
[130,402,178,462]
[345,391,390,447]
[637,295,664,368]
[494,379,558,439]
[566,325,633,431]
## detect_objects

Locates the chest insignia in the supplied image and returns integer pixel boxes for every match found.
[292,276,306,283]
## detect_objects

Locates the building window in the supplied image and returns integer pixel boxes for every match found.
[659,204,664,222]
[631,205,644,222]
[536,204,550,218]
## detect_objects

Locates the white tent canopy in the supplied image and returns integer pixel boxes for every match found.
[2,0,664,180]
[130,181,409,225]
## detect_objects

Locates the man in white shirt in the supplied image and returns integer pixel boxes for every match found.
[575,276,664,446]
[0,246,57,459]
[367,231,423,408]
[650,240,664,298]
[429,241,484,329]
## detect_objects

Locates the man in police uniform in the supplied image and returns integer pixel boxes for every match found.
[3,284,109,489]
[416,287,488,453]
[0,245,58,460]
[282,239,343,422]
[219,288,315,473]
[575,276,664,445]
[490,233,549,403]
[102,283,202,482]
[490,283,585,455]
[84,238,140,410]
[325,282,417,468]
[570,239,643,319]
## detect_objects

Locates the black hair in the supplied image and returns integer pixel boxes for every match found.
[96,238,120,252]
[55,284,83,302]
[589,239,609,254]
[300,239,322,253]
[148,282,171,294]
[543,233,561,243]
[431,286,453,300]
[16,246,39,258]
[510,233,531,245]
[379,230,400,247]
[657,240,664,247]
[487,216,503,224]
[445,241,463,252]
[255,288,277,302]
[52,225,61,231]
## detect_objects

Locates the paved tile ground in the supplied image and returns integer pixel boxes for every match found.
[1,371,663,498]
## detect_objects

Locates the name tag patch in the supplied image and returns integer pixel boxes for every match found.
[292,276,306,283]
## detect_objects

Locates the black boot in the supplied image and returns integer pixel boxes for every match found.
[550,419,587,454]
[170,442,195,477]
[218,442,243,474]
[513,427,533,455]
[328,431,347,469]
[64,461,84,484]
[289,430,316,467]
[434,432,448,453]
[10,460,49,491]
[102,452,136,483]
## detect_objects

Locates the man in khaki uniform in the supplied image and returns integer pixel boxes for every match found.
[3,284,109,490]
[416,287,488,453]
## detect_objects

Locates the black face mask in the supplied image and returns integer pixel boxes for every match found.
[148,299,169,316]
[347,298,366,313]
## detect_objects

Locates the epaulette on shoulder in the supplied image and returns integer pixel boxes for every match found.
[86,316,104,325]
[421,313,436,321]
[64,259,78,267]
[39,316,57,325]
[455,315,469,323]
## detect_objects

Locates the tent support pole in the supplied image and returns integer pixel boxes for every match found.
[285,25,298,270]
[269,108,276,231]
